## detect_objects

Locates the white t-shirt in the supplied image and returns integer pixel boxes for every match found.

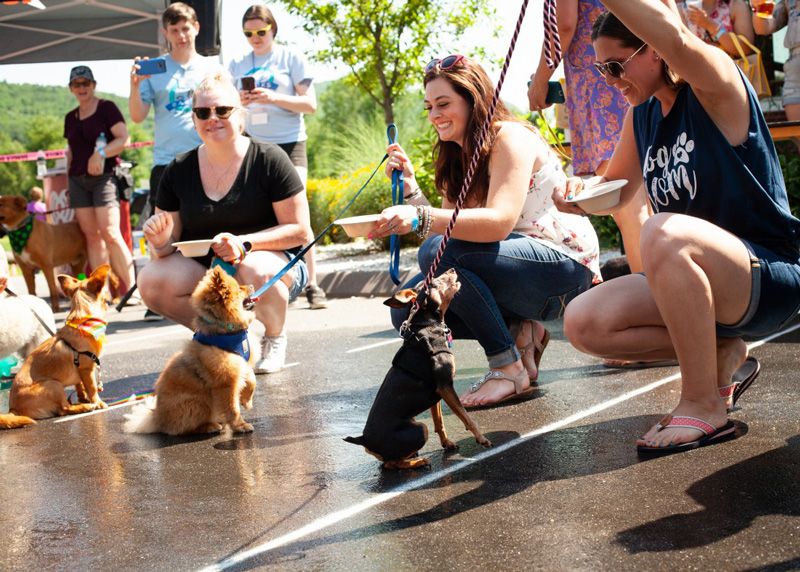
[227,45,312,144]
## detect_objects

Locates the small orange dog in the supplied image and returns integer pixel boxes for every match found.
[124,267,259,435]
[0,265,112,430]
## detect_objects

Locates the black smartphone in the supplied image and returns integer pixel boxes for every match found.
[545,80,565,105]
[135,57,167,76]
[241,76,255,91]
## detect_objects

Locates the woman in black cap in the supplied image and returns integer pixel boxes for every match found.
[63,65,136,294]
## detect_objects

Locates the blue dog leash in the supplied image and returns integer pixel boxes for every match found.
[387,123,404,285]
[243,154,390,309]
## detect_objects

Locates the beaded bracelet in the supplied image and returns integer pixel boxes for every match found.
[713,27,726,42]
[415,205,432,239]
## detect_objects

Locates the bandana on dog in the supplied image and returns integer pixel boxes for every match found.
[66,316,108,343]
[8,215,34,254]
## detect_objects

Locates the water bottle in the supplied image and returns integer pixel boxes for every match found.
[0,355,18,378]
[95,132,107,155]
[36,150,47,178]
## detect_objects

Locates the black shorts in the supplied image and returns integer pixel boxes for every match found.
[276,141,308,168]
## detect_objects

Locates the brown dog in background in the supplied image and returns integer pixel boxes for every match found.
[0,195,87,312]
[0,264,112,430]
[124,267,259,436]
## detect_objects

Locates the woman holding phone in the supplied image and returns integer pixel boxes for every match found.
[227,4,327,310]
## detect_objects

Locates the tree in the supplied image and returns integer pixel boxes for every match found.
[0,132,34,196]
[278,0,495,125]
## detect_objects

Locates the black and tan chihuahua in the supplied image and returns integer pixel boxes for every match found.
[345,269,491,469]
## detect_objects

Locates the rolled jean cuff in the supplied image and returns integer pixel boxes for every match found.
[486,345,521,369]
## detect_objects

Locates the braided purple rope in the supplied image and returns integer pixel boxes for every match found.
[402,0,533,330]
[543,0,562,70]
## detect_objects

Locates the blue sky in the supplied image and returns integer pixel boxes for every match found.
[0,1,550,111]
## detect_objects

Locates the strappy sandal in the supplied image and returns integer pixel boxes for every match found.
[517,320,550,382]
[718,357,761,412]
[463,368,536,410]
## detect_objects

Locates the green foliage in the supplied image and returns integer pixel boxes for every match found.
[777,142,800,217]
[278,0,495,125]
[0,132,34,196]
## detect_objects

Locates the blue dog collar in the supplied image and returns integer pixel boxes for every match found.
[192,330,251,361]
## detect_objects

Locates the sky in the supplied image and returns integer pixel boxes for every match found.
[0,0,553,112]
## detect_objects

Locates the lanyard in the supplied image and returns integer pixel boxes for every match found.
[387,123,404,285]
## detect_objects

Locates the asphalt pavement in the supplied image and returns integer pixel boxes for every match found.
[1,252,799,571]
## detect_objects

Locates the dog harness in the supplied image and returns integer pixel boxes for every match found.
[7,215,34,254]
[59,338,101,368]
[192,330,251,361]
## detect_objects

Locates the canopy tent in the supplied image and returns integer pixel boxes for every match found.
[0,0,165,64]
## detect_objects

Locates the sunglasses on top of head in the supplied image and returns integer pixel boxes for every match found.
[593,43,647,79]
[243,25,272,38]
[192,106,237,120]
[424,54,466,74]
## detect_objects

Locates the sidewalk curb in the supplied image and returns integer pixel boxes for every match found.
[317,269,416,298]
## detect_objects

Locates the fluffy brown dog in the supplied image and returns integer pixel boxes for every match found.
[0,264,112,430]
[0,195,87,312]
[124,267,259,436]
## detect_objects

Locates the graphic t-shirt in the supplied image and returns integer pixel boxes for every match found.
[139,54,222,166]
[156,141,306,261]
[632,71,800,260]
[63,99,125,176]
[227,45,312,144]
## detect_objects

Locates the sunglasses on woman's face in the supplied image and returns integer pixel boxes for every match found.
[70,80,92,88]
[192,106,237,120]
[243,25,271,38]
[593,44,647,79]
[424,54,466,74]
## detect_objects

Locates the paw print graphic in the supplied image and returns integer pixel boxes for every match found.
[672,132,694,167]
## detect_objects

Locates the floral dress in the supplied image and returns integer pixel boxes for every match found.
[514,156,602,284]
[564,0,629,175]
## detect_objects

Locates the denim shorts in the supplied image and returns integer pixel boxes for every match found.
[716,240,800,338]
[68,174,118,208]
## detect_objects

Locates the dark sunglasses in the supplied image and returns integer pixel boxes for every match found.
[593,44,646,79]
[70,80,92,88]
[192,106,237,120]
[424,54,466,75]
[243,25,271,38]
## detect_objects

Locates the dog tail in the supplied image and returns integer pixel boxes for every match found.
[122,396,159,433]
[0,413,36,430]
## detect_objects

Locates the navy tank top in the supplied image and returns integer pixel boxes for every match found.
[633,71,800,261]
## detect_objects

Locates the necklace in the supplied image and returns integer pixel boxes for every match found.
[199,146,243,200]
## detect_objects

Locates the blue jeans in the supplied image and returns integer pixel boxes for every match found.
[390,233,594,368]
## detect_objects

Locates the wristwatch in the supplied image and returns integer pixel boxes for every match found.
[242,240,253,253]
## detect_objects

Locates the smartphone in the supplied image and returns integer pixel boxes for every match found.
[136,57,167,76]
[240,76,255,91]
[545,81,565,105]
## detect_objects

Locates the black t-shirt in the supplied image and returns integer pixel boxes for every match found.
[157,141,305,259]
[63,99,125,176]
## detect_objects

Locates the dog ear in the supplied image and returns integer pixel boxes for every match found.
[85,264,111,295]
[383,288,417,308]
[12,195,27,211]
[58,274,79,298]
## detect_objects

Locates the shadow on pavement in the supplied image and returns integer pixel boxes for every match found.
[615,435,800,554]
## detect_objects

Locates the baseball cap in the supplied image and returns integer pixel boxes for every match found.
[69,65,95,84]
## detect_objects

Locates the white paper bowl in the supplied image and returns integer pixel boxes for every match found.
[334,214,381,238]
[173,239,215,257]
[567,179,628,214]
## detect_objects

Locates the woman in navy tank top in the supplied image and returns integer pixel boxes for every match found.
[553,1,800,455]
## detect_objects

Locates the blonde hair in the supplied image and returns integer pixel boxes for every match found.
[191,72,241,106]
[29,186,43,202]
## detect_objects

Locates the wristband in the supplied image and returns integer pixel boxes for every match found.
[713,27,726,42]
[98,147,106,159]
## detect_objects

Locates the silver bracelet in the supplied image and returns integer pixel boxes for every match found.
[404,185,423,201]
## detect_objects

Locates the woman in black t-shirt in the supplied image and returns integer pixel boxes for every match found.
[138,72,311,375]
[63,65,135,293]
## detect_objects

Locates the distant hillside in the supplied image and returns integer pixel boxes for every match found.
[0,81,154,149]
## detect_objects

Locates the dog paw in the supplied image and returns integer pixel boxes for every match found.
[477,436,492,448]
[95,400,109,410]
[242,399,254,410]
[233,422,254,433]
[441,438,458,450]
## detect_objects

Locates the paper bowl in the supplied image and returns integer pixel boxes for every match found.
[334,214,381,238]
[173,239,215,258]
[567,179,628,214]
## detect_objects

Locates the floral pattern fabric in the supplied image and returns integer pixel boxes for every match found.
[563,0,629,176]
[514,157,602,283]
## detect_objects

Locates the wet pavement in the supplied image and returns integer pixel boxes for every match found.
[1,286,799,571]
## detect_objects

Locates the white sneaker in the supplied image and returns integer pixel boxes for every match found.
[254,334,287,374]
